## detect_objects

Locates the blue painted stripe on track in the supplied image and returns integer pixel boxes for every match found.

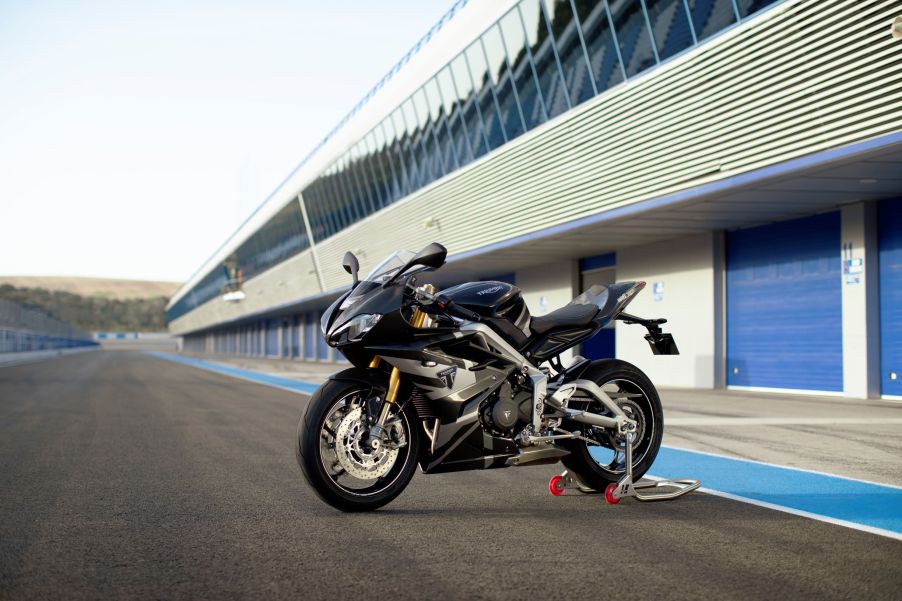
[647,447,902,536]
[145,351,320,395]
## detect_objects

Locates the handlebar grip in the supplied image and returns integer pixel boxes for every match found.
[435,295,481,322]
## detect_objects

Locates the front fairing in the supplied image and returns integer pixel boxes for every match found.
[324,281,407,346]
[319,288,352,338]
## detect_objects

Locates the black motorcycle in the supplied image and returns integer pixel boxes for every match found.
[296,242,679,511]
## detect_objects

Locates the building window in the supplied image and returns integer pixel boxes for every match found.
[573,0,625,93]
[610,0,658,78]
[735,0,780,19]
[448,55,489,162]
[686,0,738,41]
[500,6,547,131]
[522,0,571,119]
[544,0,595,106]
[644,0,696,61]
[483,25,527,142]
[465,40,508,150]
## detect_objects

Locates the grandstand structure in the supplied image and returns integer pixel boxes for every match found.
[168,0,902,399]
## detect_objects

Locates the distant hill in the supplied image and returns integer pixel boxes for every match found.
[0,277,182,332]
[0,276,180,301]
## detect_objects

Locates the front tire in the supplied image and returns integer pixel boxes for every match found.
[297,375,420,512]
[559,359,663,491]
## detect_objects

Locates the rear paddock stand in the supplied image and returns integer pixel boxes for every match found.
[548,433,700,504]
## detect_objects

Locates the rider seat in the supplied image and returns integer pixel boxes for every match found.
[529,303,599,335]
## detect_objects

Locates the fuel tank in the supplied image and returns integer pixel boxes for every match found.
[441,281,531,345]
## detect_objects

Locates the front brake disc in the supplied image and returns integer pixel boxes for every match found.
[334,407,398,479]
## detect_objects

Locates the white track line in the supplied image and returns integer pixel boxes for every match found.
[697,487,902,542]
[667,417,902,426]
[650,449,902,541]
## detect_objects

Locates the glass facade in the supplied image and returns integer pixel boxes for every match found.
[298,0,781,257]
[169,0,782,325]
[644,0,695,61]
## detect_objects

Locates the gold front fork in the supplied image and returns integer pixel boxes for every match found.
[372,286,435,434]
[382,285,435,406]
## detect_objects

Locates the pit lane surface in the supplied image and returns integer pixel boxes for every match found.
[1,352,899,600]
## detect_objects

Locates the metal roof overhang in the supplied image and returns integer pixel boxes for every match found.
[443,129,902,278]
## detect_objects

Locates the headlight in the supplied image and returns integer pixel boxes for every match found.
[337,313,382,342]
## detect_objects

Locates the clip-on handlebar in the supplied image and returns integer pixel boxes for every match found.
[409,282,482,322]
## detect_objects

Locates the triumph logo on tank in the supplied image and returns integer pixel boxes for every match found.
[476,285,503,296]
[437,366,457,388]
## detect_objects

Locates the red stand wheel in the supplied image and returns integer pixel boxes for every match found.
[548,475,565,496]
[604,482,621,504]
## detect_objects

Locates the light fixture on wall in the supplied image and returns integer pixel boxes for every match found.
[893,15,902,39]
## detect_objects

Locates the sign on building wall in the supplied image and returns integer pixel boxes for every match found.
[843,258,863,285]
[652,282,664,302]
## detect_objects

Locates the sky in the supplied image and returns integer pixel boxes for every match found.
[0,0,454,282]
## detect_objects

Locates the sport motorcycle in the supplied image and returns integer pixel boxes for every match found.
[296,242,679,511]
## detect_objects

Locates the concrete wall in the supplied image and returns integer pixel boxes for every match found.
[615,234,717,389]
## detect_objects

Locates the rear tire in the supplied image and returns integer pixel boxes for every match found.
[297,375,420,512]
[559,359,663,491]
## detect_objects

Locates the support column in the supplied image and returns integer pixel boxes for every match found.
[712,231,727,389]
[298,194,326,292]
[841,203,880,398]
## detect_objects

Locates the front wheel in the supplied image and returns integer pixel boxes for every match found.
[296,375,420,512]
[558,359,663,491]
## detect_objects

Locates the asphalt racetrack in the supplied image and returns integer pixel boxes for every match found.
[1,352,900,600]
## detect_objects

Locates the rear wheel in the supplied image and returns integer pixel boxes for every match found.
[297,375,420,512]
[559,359,663,491]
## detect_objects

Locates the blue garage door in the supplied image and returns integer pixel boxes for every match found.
[291,316,301,358]
[726,212,842,392]
[265,320,279,356]
[305,313,316,360]
[880,199,902,396]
